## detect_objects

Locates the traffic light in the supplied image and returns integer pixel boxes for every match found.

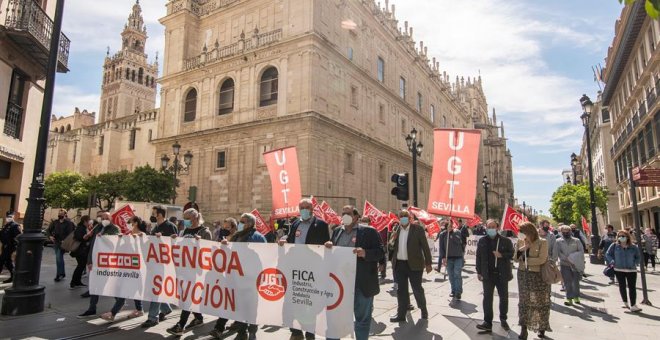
[391,173,409,201]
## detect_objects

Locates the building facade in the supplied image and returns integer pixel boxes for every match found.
[0,0,70,216]
[602,1,660,231]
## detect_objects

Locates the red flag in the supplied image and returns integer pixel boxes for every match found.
[310,196,325,220]
[251,209,272,235]
[427,129,482,219]
[581,216,591,235]
[320,201,342,225]
[467,215,482,227]
[111,204,135,235]
[426,220,441,237]
[263,147,302,219]
[451,217,460,229]
[363,200,389,232]
[387,212,400,232]
[501,204,525,235]
[408,206,437,225]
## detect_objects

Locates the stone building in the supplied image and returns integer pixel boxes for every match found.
[153,0,515,222]
[0,0,70,216]
[602,1,660,231]
[45,1,159,177]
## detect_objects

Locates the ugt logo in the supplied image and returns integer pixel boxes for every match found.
[257,268,287,301]
[97,253,141,270]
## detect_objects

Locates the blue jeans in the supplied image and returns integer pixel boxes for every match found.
[147,302,172,322]
[54,244,66,277]
[327,288,374,340]
[446,257,464,295]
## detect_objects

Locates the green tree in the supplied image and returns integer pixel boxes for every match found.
[620,0,660,18]
[44,171,89,209]
[85,170,130,210]
[123,165,176,203]
[549,183,608,226]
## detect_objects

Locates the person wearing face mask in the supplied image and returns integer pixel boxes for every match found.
[438,216,467,301]
[515,222,551,340]
[47,209,75,282]
[69,215,93,289]
[166,208,213,336]
[79,211,106,298]
[538,220,557,263]
[78,211,120,318]
[324,206,384,340]
[216,217,238,241]
[641,227,658,272]
[475,219,514,333]
[0,211,21,283]
[278,198,330,340]
[606,230,642,312]
[553,225,584,307]
[389,210,432,322]
[599,225,618,283]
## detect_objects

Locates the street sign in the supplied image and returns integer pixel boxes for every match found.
[634,180,660,187]
[632,167,660,184]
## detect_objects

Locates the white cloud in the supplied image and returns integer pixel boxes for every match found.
[514,166,563,177]
[52,85,100,118]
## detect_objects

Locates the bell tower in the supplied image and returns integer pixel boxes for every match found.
[99,0,157,122]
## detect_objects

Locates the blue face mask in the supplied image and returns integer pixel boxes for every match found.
[400,217,409,226]
[183,219,192,228]
[487,229,498,238]
[237,222,245,232]
[300,209,312,220]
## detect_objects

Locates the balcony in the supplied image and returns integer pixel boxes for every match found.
[2,0,70,73]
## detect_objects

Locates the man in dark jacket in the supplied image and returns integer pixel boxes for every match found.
[47,209,75,282]
[475,219,514,333]
[325,205,384,340]
[389,210,432,322]
[279,198,330,340]
[438,220,466,300]
[1,211,22,283]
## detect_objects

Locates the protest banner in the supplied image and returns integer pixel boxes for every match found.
[581,216,591,235]
[320,201,342,225]
[90,236,356,338]
[264,147,302,219]
[111,204,134,234]
[363,201,389,232]
[463,235,517,260]
[427,129,481,219]
[501,204,526,235]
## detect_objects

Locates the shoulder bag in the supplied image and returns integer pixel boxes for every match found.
[539,241,561,284]
[60,231,80,253]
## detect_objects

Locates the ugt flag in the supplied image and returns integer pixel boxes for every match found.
[263,147,302,219]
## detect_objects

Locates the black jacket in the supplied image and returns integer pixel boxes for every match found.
[475,234,514,282]
[0,221,21,250]
[286,216,330,245]
[47,218,75,244]
[71,223,91,258]
[331,225,385,297]
[152,221,178,237]
[438,229,466,259]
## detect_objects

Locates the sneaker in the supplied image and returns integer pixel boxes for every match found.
[81,291,90,298]
[573,297,581,304]
[455,294,462,300]
[130,310,144,318]
[141,319,158,328]
[476,322,492,332]
[630,305,642,312]
[248,332,257,340]
[563,299,573,306]
[100,312,115,321]
[166,324,184,336]
[54,276,61,282]
[158,310,171,321]
[185,318,204,330]
[209,328,225,339]
[501,321,511,331]
[622,303,630,309]
[234,332,248,340]
[77,310,96,318]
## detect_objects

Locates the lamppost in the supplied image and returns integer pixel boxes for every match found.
[570,153,579,185]
[579,94,602,264]
[161,141,193,205]
[1,0,66,316]
[482,176,490,220]
[405,128,424,207]
[522,201,526,216]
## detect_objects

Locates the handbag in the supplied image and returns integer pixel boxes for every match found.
[603,263,615,277]
[60,231,80,253]
[538,242,561,284]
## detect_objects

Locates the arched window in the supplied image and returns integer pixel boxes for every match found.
[66,124,71,131]
[131,70,136,82]
[183,88,197,122]
[218,78,235,115]
[59,126,64,133]
[259,67,278,107]
[430,105,435,123]
[125,68,130,80]
[138,68,144,85]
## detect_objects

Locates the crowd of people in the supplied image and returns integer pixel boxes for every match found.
[1,201,659,340]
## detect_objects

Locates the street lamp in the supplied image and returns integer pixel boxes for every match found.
[579,94,602,264]
[161,141,193,204]
[405,128,423,207]
[522,201,526,216]
[482,176,490,220]
[1,0,66,316]
[570,153,578,185]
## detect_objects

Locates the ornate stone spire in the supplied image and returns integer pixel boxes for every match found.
[127,0,145,33]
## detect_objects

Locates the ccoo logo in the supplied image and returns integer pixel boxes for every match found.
[257,268,287,301]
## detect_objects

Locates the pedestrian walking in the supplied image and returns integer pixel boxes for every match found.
[642,228,657,272]
[438,218,466,300]
[47,209,75,282]
[166,208,213,336]
[69,215,93,289]
[210,212,267,340]
[325,205,384,340]
[515,222,551,339]
[0,211,21,283]
[475,219,514,333]
[389,210,432,322]
[606,229,642,312]
[538,220,557,262]
[600,225,618,283]
[554,225,584,306]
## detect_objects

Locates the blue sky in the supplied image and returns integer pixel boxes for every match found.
[53,0,624,215]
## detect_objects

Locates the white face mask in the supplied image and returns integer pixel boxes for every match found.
[101,220,111,227]
[5,217,13,223]
[341,214,353,226]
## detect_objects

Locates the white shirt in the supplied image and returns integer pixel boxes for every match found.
[397,225,410,260]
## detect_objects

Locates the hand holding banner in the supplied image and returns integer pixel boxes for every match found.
[264,147,302,219]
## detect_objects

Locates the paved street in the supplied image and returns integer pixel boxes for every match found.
[0,248,659,340]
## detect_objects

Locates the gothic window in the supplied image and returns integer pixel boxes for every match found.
[218,78,235,115]
[125,69,130,80]
[66,124,71,131]
[59,126,64,133]
[183,88,197,122]
[129,129,136,150]
[131,70,136,82]
[377,57,385,83]
[138,68,144,85]
[399,77,406,99]
[3,69,26,139]
[430,104,436,123]
[259,67,278,107]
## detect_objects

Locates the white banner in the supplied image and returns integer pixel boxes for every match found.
[432,235,518,260]
[90,236,356,338]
